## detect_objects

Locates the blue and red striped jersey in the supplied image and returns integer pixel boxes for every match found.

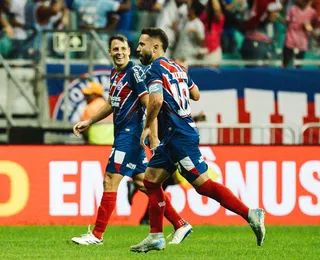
[144,57,199,141]
[109,61,148,137]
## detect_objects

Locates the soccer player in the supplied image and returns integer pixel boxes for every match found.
[130,27,266,253]
[71,34,192,245]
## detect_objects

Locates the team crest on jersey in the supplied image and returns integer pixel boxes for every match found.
[116,81,124,90]
[53,70,112,122]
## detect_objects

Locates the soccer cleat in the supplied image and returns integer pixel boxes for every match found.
[71,225,103,245]
[130,233,165,253]
[168,222,193,244]
[248,208,266,246]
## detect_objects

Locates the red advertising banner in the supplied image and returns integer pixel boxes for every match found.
[0,145,319,225]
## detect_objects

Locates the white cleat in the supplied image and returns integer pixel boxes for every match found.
[248,208,266,246]
[168,222,193,244]
[130,233,165,253]
[71,225,103,245]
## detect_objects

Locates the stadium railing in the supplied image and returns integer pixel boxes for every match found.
[196,122,296,145]
[299,123,320,145]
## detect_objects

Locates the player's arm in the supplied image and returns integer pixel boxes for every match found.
[140,94,160,150]
[140,84,163,149]
[144,91,163,128]
[190,84,200,101]
[90,96,113,124]
[73,97,113,136]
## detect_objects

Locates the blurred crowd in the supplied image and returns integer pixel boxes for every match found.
[0,0,319,67]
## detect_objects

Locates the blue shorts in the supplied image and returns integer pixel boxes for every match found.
[106,133,147,177]
[148,133,208,182]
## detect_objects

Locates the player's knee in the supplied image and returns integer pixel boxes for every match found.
[103,173,112,190]
[143,178,161,190]
[133,179,146,193]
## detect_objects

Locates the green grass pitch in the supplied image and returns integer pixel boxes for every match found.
[0,225,319,260]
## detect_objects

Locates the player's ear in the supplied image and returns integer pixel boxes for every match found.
[128,47,131,56]
[153,43,159,53]
[108,48,111,56]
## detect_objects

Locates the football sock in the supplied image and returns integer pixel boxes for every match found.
[93,192,117,239]
[143,179,165,233]
[196,179,249,221]
[164,194,186,230]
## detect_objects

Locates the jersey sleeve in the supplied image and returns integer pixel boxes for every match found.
[186,73,197,90]
[146,64,163,89]
[131,66,148,98]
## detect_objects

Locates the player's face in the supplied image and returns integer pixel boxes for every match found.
[136,34,153,65]
[109,39,131,70]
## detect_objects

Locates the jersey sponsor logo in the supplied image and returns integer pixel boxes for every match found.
[126,163,136,170]
[52,70,111,122]
[111,96,121,108]
[133,66,144,83]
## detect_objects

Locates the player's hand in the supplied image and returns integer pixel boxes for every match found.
[140,127,151,150]
[149,136,160,151]
[73,119,91,137]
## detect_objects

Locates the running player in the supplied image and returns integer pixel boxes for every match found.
[130,27,266,253]
[71,34,192,245]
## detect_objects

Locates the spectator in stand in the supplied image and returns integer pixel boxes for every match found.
[24,0,68,59]
[113,0,133,37]
[199,0,225,67]
[240,0,282,63]
[72,0,131,59]
[278,0,318,68]
[173,0,206,66]
[0,2,14,39]
[220,0,248,54]
[311,0,320,57]
[193,111,207,123]
[156,0,189,58]
[80,81,113,144]
[3,0,27,59]
[136,0,165,32]
[0,6,14,57]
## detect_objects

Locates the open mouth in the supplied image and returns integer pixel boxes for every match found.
[116,56,124,62]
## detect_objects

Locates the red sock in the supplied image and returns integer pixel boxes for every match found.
[143,179,165,233]
[164,194,185,230]
[92,192,117,239]
[196,179,249,221]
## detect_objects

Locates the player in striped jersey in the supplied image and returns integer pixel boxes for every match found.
[131,27,266,253]
[71,34,191,246]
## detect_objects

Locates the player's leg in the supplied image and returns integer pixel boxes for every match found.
[71,172,123,245]
[130,167,168,253]
[176,138,265,246]
[133,172,188,233]
[192,172,265,246]
[92,172,123,239]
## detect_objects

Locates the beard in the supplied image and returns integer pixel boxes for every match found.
[139,52,153,65]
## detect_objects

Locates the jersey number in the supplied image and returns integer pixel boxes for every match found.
[170,81,191,117]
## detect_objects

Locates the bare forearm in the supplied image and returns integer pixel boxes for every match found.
[145,102,161,129]
[212,0,222,20]
[90,102,113,125]
[149,116,158,138]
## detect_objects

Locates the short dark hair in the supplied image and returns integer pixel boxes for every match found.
[192,0,205,17]
[141,27,169,52]
[108,34,129,48]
